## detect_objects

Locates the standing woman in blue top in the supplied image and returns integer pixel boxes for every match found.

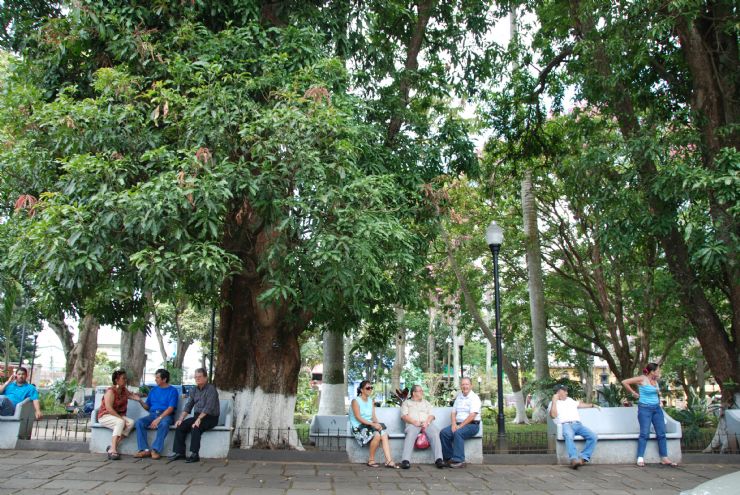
[622,363,678,467]
[349,380,400,468]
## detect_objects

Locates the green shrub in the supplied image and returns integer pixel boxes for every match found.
[597,383,628,407]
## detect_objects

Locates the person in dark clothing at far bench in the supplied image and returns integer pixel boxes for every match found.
[168,368,220,463]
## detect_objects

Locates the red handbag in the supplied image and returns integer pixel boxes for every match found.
[414,427,430,449]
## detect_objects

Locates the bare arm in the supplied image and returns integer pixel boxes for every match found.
[550,395,559,418]
[621,376,644,398]
[32,399,43,419]
[103,390,120,418]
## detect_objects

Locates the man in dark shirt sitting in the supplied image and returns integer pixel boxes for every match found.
[168,368,220,463]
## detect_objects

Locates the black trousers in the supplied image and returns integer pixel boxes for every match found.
[173,414,219,455]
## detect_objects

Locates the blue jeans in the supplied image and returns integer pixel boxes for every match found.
[637,404,667,458]
[562,421,598,462]
[135,412,173,453]
[440,422,479,463]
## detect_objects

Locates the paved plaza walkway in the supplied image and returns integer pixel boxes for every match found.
[1,450,738,495]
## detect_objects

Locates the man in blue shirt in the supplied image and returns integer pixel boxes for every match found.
[0,367,43,419]
[134,368,179,459]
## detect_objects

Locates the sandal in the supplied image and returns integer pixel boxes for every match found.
[660,459,678,467]
[366,461,380,468]
[384,461,400,469]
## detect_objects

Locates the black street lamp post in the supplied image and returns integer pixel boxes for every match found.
[486,221,506,445]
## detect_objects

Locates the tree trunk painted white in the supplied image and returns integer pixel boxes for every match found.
[318,329,345,415]
[229,387,304,450]
[511,390,529,424]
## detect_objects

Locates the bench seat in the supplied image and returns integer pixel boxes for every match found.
[89,393,233,458]
[547,406,682,464]
[0,397,35,449]
[336,406,483,464]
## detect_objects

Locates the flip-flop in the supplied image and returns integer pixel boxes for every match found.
[660,461,678,467]
[366,461,380,468]
[384,461,400,469]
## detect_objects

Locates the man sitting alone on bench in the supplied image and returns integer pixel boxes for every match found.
[549,384,600,469]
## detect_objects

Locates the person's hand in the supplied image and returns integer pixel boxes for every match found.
[193,418,201,429]
[632,392,640,400]
[451,423,458,433]
[35,411,43,420]
[9,374,16,383]
[552,393,558,402]
[175,418,183,427]
[150,418,160,429]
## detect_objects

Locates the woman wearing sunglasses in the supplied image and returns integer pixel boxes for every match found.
[349,380,400,468]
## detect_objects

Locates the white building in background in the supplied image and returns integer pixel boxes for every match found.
[32,321,205,386]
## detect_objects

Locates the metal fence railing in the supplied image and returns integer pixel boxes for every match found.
[14,419,740,456]
[24,416,91,443]
[482,432,553,454]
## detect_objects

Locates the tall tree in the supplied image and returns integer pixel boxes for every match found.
[500,0,738,403]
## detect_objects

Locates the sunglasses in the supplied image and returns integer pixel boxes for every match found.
[364,386,374,390]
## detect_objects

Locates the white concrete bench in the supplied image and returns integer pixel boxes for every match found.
[0,397,35,449]
[547,406,682,464]
[344,406,483,464]
[89,394,233,458]
[309,414,348,451]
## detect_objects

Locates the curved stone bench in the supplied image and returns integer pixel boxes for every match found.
[341,406,483,464]
[547,406,682,464]
[0,397,35,449]
[89,394,233,458]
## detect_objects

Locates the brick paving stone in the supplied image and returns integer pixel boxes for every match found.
[41,479,103,490]
[94,481,149,493]
[141,483,190,495]
[221,478,264,488]
[7,489,69,495]
[1,478,48,489]
[289,481,332,489]
[182,487,233,495]
[285,490,335,495]
[229,490,286,495]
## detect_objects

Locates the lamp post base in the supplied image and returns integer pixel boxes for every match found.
[496,433,508,454]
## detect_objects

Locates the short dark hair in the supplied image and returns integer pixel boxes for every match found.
[155,368,170,383]
[112,369,127,384]
[194,368,207,378]
[16,367,28,374]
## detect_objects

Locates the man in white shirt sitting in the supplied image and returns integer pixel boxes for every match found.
[439,377,481,468]
[549,384,600,469]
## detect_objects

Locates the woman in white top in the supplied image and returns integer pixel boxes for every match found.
[400,385,445,468]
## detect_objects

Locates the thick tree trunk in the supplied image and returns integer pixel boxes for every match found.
[120,329,147,386]
[318,329,345,415]
[68,315,98,388]
[215,273,305,449]
[522,170,549,423]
